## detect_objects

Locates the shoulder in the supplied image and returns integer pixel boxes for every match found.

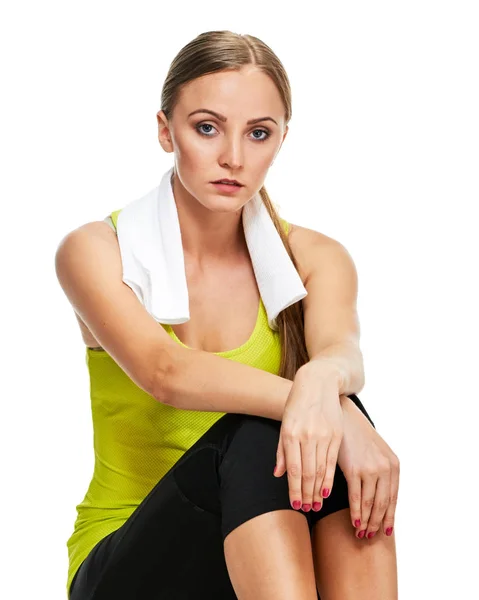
[55,219,120,304]
[57,219,118,250]
[55,220,121,346]
[286,222,356,285]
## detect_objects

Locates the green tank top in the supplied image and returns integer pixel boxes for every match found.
[66,210,290,597]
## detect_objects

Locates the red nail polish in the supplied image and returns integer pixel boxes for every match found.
[354,519,361,527]
[292,500,301,510]
[358,530,366,539]
[302,504,311,512]
[367,532,376,539]
[322,488,330,498]
[313,502,322,511]
[386,527,393,536]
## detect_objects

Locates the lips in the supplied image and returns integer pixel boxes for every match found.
[212,180,243,186]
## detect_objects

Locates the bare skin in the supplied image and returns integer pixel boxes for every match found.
[312,508,398,598]
[73,65,398,598]
[224,510,319,599]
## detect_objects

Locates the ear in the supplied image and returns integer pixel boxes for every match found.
[156,110,174,153]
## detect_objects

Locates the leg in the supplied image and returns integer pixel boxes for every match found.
[69,469,239,599]
[309,393,398,599]
[311,508,398,599]
[69,412,318,599]
[224,509,318,599]
[176,412,320,598]
[69,415,250,599]
[212,414,320,599]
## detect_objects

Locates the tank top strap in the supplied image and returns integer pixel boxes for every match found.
[279,217,290,235]
[110,209,122,231]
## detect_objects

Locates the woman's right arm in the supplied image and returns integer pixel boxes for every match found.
[54,221,293,421]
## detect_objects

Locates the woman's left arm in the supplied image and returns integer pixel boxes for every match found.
[292,226,400,538]
[298,361,400,540]
[290,225,366,397]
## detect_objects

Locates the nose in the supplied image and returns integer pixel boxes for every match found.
[219,134,244,170]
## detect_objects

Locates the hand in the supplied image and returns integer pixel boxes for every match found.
[338,394,400,539]
[273,363,344,513]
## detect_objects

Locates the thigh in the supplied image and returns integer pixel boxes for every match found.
[216,413,313,540]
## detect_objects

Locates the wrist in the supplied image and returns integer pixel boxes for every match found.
[299,359,343,389]
[339,393,355,411]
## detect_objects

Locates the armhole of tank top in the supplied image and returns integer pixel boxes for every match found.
[103,209,121,233]
[103,215,115,231]
[280,217,291,236]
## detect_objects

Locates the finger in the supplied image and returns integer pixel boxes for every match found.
[312,439,329,511]
[300,439,317,512]
[320,434,342,501]
[284,435,303,510]
[347,472,363,529]
[357,472,378,539]
[383,455,400,536]
[364,466,391,539]
[274,430,286,478]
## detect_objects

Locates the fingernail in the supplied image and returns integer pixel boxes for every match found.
[313,502,322,511]
[302,504,311,512]
[354,519,361,527]
[322,488,330,498]
[367,532,376,539]
[273,465,277,475]
[386,527,393,536]
[358,530,366,539]
[292,500,301,510]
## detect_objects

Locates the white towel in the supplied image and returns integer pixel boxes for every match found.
[116,166,307,332]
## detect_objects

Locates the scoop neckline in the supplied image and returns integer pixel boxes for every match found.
[164,297,264,357]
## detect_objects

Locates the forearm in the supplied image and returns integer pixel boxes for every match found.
[155,341,364,421]
[157,345,294,421]
[305,341,366,397]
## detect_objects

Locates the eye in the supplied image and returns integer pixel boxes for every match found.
[195,123,271,142]
[196,123,216,136]
[251,129,270,142]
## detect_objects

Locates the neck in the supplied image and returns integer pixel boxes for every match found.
[172,172,249,263]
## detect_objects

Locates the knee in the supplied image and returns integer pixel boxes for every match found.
[218,416,281,484]
[171,416,283,515]
[222,415,281,460]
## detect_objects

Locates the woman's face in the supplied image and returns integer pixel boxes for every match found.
[157,66,288,213]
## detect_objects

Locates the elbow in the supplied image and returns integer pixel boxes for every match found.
[151,343,185,405]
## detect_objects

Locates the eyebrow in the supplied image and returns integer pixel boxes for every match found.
[188,108,278,126]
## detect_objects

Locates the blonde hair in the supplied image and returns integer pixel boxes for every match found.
[161,30,309,380]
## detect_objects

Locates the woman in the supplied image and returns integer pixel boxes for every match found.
[56,30,399,600]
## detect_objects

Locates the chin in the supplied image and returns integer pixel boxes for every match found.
[203,196,247,213]
[206,202,243,213]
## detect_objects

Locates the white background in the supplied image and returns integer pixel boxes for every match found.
[1,1,477,598]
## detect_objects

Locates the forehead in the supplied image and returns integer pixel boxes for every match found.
[177,68,285,120]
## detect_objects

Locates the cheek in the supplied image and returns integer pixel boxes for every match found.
[247,154,275,179]
[177,129,209,153]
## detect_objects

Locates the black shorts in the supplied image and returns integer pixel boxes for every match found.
[69,393,375,599]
